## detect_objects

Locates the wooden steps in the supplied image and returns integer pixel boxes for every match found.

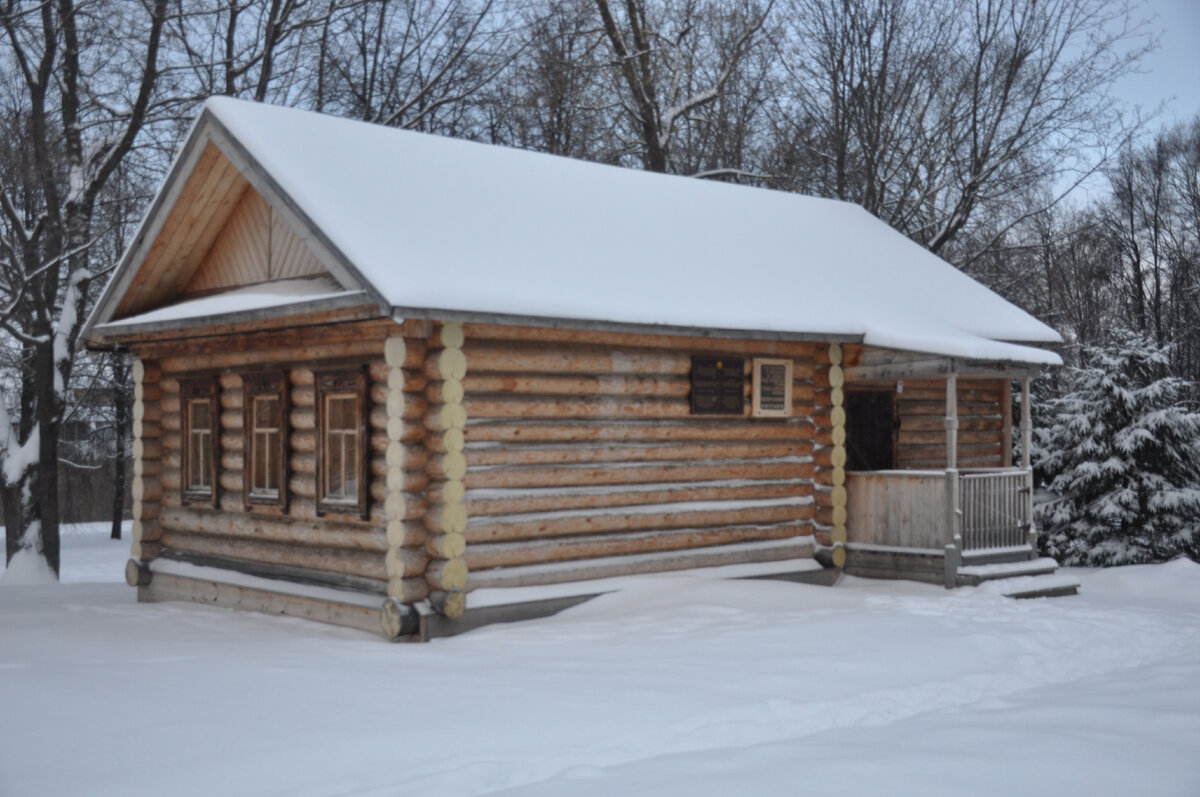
[955,548,1079,598]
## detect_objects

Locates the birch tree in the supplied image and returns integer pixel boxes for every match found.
[0,0,171,575]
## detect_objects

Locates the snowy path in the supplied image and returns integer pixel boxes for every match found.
[1,528,1198,796]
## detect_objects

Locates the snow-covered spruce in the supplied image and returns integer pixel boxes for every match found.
[1034,330,1200,565]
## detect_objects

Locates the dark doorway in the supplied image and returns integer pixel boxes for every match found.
[845,390,896,470]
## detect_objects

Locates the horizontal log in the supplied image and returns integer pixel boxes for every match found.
[465,395,701,420]
[369,472,430,500]
[134,419,163,440]
[464,523,810,571]
[389,576,430,603]
[132,540,163,561]
[463,460,815,490]
[423,404,466,432]
[136,458,163,478]
[465,502,814,544]
[900,416,1003,433]
[161,468,181,491]
[387,520,428,548]
[429,590,466,619]
[291,431,315,453]
[289,384,314,408]
[461,323,820,359]
[385,546,430,579]
[425,558,468,590]
[898,430,1004,446]
[157,341,387,373]
[133,499,161,521]
[161,431,181,452]
[160,507,387,552]
[134,438,164,461]
[132,518,163,543]
[462,341,697,377]
[141,318,396,359]
[368,354,428,383]
[463,419,813,445]
[134,401,164,424]
[369,400,427,429]
[898,400,1003,415]
[220,409,242,431]
[461,440,809,469]
[220,431,243,452]
[134,360,163,384]
[221,451,244,472]
[424,532,466,559]
[161,413,181,432]
[159,377,179,394]
[219,391,243,411]
[422,348,468,381]
[160,529,386,581]
[218,372,242,390]
[467,536,815,589]
[219,471,242,492]
[463,480,811,517]
[289,453,316,475]
[290,408,314,431]
[134,477,163,503]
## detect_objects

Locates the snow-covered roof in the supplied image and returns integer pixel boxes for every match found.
[89,97,1062,365]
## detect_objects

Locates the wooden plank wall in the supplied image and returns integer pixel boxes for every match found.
[454,324,827,589]
[896,379,1007,469]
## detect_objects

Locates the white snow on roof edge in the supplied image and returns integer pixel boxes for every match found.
[99,97,1064,366]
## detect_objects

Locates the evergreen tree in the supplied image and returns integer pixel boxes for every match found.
[1035,330,1200,565]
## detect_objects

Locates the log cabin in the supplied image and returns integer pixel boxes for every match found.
[83,98,1073,641]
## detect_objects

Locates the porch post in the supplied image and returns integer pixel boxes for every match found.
[945,374,958,469]
[1020,376,1036,550]
[1020,377,1032,469]
[943,374,961,586]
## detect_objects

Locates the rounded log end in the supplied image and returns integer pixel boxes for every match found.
[125,558,152,587]
[828,343,843,366]
[439,322,465,350]
[384,337,408,368]
[432,590,467,619]
[380,597,419,640]
[831,544,846,569]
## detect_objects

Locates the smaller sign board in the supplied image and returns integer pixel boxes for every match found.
[690,356,745,415]
[752,358,793,418]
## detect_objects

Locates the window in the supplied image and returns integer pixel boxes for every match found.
[180,377,219,504]
[315,368,367,516]
[244,372,288,509]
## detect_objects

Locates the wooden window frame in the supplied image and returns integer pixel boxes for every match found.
[314,367,369,519]
[180,376,220,506]
[243,371,289,511]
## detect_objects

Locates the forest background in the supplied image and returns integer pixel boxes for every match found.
[1,0,1197,575]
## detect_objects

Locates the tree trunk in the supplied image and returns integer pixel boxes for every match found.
[111,357,130,540]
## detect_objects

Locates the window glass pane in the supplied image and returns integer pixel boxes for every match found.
[253,432,270,490]
[191,400,211,431]
[255,396,279,429]
[327,433,344,497]
[329,395,355,431]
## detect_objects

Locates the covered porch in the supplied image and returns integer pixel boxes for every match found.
[837,351,1076,596]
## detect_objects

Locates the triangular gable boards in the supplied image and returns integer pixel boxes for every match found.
[88,112,381,333]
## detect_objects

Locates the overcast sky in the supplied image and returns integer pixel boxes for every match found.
[1116,0,1200,124]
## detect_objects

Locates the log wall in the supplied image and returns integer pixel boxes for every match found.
[895,379,1007,469]
[133,321,397,594]
[455,323,824,590]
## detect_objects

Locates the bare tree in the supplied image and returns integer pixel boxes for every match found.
[592,0,772,174]
[774,0,1150,256]
[0,0,171,575]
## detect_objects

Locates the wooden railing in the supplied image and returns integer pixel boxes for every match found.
[846,468,1033,553]
[958,469,1031,550]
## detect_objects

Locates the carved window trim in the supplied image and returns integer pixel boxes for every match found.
[243,371,289,511]
[314,367,369,518]
[180,376,220,506]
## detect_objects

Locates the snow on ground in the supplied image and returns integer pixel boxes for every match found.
[2,526,1198,796]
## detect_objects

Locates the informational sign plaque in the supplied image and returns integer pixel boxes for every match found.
[752,358,793,418]
[690,356,745,415]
